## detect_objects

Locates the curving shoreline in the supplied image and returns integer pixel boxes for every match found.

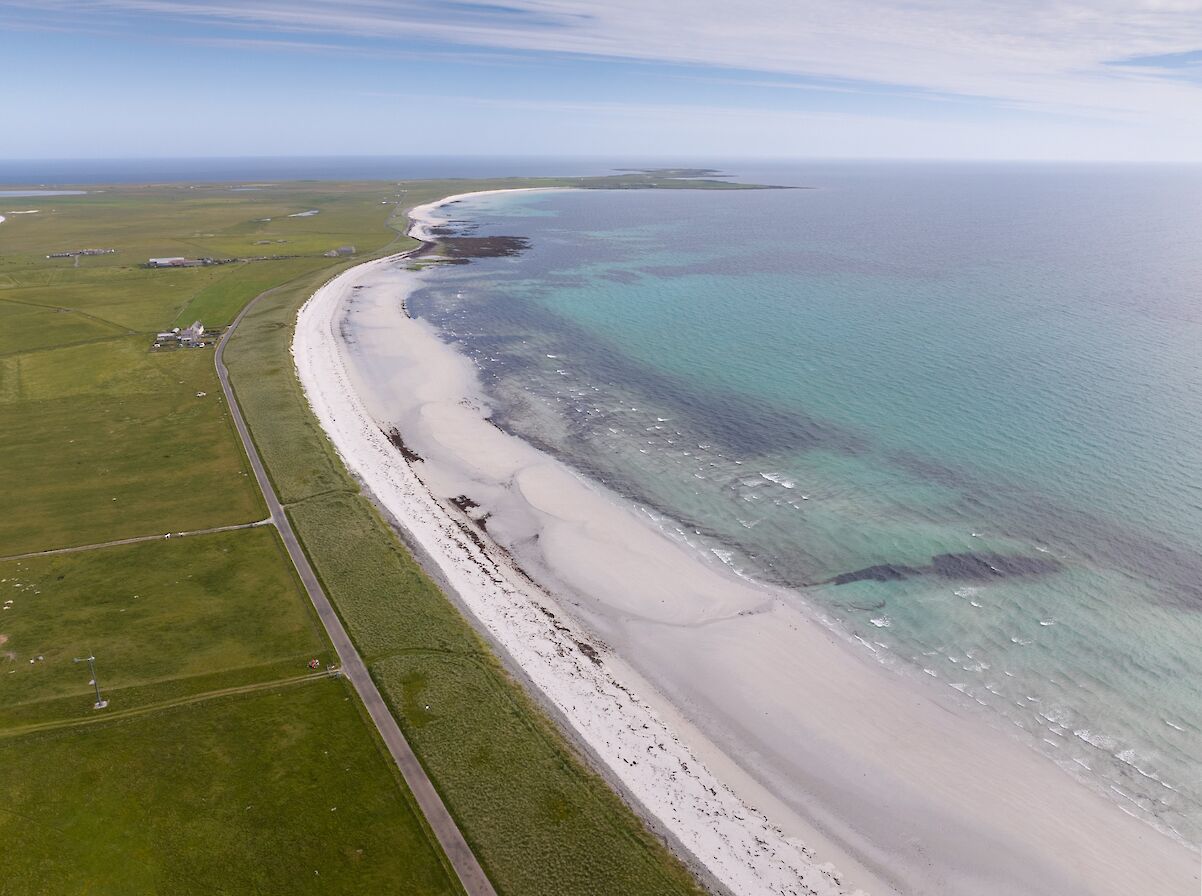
[293,189,1196,896]
[294,190,861,896]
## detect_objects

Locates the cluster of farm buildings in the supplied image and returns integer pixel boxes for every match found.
[153,321,212,349]
[46,248,116,258]
[146,256,233,268]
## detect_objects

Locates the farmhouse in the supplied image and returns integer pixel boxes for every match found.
[179,321,205,345]
[152,321,212,349]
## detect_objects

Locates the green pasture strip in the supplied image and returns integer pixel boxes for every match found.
[0,678,464,896]
[0,335,263,555]
[0,527,327,717]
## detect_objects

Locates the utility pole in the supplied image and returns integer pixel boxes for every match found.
[73,653,108,709]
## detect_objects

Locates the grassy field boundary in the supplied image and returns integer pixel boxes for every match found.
[0,669,333,739]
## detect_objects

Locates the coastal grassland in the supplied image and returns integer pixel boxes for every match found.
[288,496,705,896]
[172,257,332,326]
[0,334,263,554]
[0,528,330,726]
[0,181,413,555]
[0,181,403,265]
[0,183,469,893]
[0,679,461,896]
[0,298,129,354]
[224,181,719,896]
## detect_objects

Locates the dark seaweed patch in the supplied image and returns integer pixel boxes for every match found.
[436,235,531,259]
[829,564,918,585]
[383,427,423,463]
[821,552,1062,587]
[450,494,480,512]
[574,640,602,665]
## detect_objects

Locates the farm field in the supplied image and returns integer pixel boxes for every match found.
[0,679,460,896]
[0,182,462,894]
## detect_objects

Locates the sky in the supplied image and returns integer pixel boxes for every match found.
[2,0,1202,161]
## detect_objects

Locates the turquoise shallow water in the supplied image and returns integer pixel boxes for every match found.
[409,164,1202,845]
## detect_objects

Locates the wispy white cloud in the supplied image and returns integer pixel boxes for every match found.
[7,0,1202,155]
[17,0,1202,116]
[175,33,541,67]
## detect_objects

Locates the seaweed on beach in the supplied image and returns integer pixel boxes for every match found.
[450,494,491,531]
[383,427,423,463]
[574,640,603,666]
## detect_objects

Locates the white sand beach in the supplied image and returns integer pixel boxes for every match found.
[293,190,1198,896]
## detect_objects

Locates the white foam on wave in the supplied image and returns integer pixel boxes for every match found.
[1116,750,1178,793]
[853,635,879,654]
[1074,728,1117,751]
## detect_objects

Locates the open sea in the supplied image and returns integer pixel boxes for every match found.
[406,162,1202,847]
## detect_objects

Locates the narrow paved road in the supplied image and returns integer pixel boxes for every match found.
[215,275,498,896]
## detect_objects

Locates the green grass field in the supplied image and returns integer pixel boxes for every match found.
[0,679,460,896]
[0,173,761,894]
[0,182,466,894]
[0,528,331,724]
[0,334,262,554]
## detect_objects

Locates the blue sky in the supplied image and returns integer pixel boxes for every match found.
[2,1,1201,161]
